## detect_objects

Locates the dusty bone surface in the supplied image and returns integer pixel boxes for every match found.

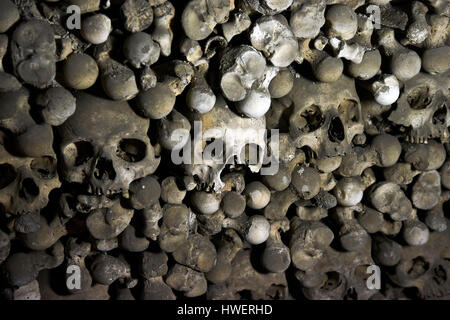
[0,0,449,301]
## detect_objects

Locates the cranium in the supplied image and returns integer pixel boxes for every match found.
[388,228,450,299]
[184,99,267,192]
[207,249,289,300]
[0,132,60,217]
[58,92,160,195]
[297,245,376,300]
[388,71,450,143]
[288,75,364,159]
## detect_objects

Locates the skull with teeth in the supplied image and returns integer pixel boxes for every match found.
[388,72,450,144]
[0,132,60,217]
[184,99,267,192]
[287,75,364,159]
[58,92,160,196]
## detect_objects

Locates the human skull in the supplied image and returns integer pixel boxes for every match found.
[184,99,267,192]
[288,75,364,159]
[58,93,160,195]
[207,249,289,300]
[297,236,376,300]
[388,228,450,299]
[0,132,60,217]
[388,72,450,143]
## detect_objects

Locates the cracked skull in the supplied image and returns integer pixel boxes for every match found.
[58,92,160,195]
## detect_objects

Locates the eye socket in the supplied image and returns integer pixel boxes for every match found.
[294,105,324,133]
[63,141,94,167]
[116,139,147,162]
[321,272,342,291]
[0,164,17,189]
[407,87,432,110]
[31,156,57,179]
[18,178,40,203]
[338,99,359,122]
[405,256,430,279]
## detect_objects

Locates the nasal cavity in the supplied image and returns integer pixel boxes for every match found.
[93,157,116,180]
[20,178,39,203]
[328,117,345,143]
[0,164,16,189]
[432,103,447,125]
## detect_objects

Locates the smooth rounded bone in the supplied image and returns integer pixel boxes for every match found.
[136,82,176,119]
[81,14,111,45]
[37,87,76,126]
[243,181,271,210]
[222,191,246,218]
[370,74,400,106]
[63,53,99,90]
[291,166,321,200]
[378,28,422,81]
[0,0,20,33]
[333,177,364,207]
[325,4,358,41]
[262,218,291,273]
[422,46,450,75]
[123,32,160,69]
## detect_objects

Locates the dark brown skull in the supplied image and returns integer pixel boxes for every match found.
[58,93,160,195]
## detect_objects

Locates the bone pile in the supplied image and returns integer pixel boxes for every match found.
[0,0,449,300]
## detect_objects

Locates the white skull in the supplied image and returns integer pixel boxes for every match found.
[184,100,267,192]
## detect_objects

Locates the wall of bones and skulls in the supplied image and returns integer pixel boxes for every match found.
[0,0,449,300]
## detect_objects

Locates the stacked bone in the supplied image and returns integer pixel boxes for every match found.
[0,0,449,300]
